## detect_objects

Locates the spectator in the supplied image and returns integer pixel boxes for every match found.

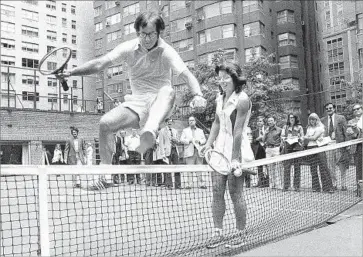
[113,99,121,108]
[85,142,93,165]
[64,127,86,188]
[112,132,123,184]
[251,116,268,187]
[180,116,207,189]
[117,130,128,183]
[96,98,103,113]
[281,114,304,192]
[159,118,182,189]
[263,116,283,190]
[52,144,64,165]
[244,126,254,188]
[152,130,166,186]
[303,113,334,193]
[321,103,349,191]
[346,104,362,195]
[125,129,141,184]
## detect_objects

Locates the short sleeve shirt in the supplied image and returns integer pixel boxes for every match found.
[106,38,187,95]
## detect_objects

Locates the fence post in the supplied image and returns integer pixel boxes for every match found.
[59,82,62,112]
[38,167,50,256]
[34,69,37,110]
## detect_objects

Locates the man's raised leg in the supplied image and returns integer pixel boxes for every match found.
[137,86,176,154]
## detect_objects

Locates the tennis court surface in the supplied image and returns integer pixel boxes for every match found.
[1,139,362,256]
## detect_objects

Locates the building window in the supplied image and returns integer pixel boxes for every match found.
[1,55,15,66]
[327,38,343,63]
[47,62,57,71]
[170,1,186,12]
[105,1,116,10]
[22,0,38,5]
[161,5,169,18]
[73,80,77,88]
[107,65,123,77]
[46,15,56,26]
[197,1,233,20]
[242,0,263,14]
[72,35,77,44]
[281,78,299,86]
[1,38,15,50]
[71,5,76,14]
[21,25,38,37]
[62,18,67,28]
[106,30,122,42]
[123,2,140,16]
[63,94,68,104]
[48,93,58,103]
[1,4,15,20]
[1,21,15,34]
[22,42,39,53]
[95,22,103,32]
[277,10,295,24]
[72,96,78,105]
[200,49,236,65]
[244,21,265,37]
[61,33,67,43]
[245,46,266,62]
[198,24,235,44]
[357,13,363,34]
[107,83,123,94]
[22,58,39,68]
[278,32,296,47]
[106,13,121,26]
[359,48,363,68]
[46,0,56,10]
[71,50,77,59]
[95,38,102,49]
[328,62,344,76]
[62,3,66,12]
[124,23,136,35]
[330,76,345,87]
[47,77,57,87]
[1,72,15,85]
[94,6,102,16]
[170,16,192,33]
[71,20,76,29]
[173,38,193,52]
[279,55,298,69]
[23,91,39,101]
[22,9,39,21]
[325,10,332,29]
[46,30,57,41]
[22,74,39,85]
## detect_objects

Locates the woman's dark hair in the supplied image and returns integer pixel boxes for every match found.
[70,126,79,134]
[286,113,301,126]
[134,11,165,35]
[215,62,246,95]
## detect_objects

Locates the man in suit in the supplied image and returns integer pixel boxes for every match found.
[64,127,86,188]
[321,103,349,190]
[180,116,207,189]
[159,118,181,189]
[251,116,268,187]
[124,129,141,184]
[112,132,124,184]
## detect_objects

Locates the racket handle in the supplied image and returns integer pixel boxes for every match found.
[61,79,69,91]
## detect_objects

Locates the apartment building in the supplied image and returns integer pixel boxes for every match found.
[316,0,362,111]
[0,0,96,111]
[93,0,323,119]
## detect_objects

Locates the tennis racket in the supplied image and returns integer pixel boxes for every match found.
[39,47,72,91]
[204,149,257,176]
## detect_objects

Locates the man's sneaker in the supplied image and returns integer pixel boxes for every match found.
[225,231,247,249]
[206,231,224,249]
[136,130,156,154]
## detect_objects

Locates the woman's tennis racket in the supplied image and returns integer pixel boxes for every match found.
[39,47,72,91]
[204,149,256,176]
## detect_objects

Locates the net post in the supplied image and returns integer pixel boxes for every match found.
[38,166,50,257]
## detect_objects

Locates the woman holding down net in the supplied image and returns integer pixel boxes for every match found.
[200,62,254,249]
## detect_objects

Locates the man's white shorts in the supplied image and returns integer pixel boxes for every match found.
[122,94,174,127]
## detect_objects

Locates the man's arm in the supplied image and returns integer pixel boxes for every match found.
[205,116,220,149]
[64,141,69,164]
[179,129,190,145]
[179,70,202,96]
[199,129,207,145]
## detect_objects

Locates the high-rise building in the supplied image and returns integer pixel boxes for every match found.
[93,0,325,120]
[0,0,96,111]
[316,0,362,112]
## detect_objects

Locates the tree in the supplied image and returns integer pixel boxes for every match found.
[178,49,299,129]
[339,80,363,120]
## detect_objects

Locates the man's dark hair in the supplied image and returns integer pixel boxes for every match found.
[134,11,165,34]
[165,118,172,123]
[286,113,301,126]
[324,102,336,109]
[215,61,246,95]
[70,126,79,134]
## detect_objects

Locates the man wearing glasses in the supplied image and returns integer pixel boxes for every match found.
[56,12,206,184]
[321,103,349,191]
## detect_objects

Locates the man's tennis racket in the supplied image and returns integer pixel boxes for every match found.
[204,149,257,177]
[39,47,72,91]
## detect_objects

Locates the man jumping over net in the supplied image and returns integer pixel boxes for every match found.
[56,11,206,184]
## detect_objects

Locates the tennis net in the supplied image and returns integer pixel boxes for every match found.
[1,138,362,256]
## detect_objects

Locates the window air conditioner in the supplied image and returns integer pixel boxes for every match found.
[115,1,120,6]
[185,22,192,29]
[118,89,123,93]
[185,1,191,7]
[106,21,111,27]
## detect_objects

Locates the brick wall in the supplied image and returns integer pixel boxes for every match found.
[1,108,102,142]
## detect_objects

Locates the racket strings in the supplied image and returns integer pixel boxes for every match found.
[205,150,230,175]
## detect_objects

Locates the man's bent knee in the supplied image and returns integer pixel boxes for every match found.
[99,115,112,133]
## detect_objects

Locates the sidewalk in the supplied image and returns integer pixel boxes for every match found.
[237,201,363,257]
